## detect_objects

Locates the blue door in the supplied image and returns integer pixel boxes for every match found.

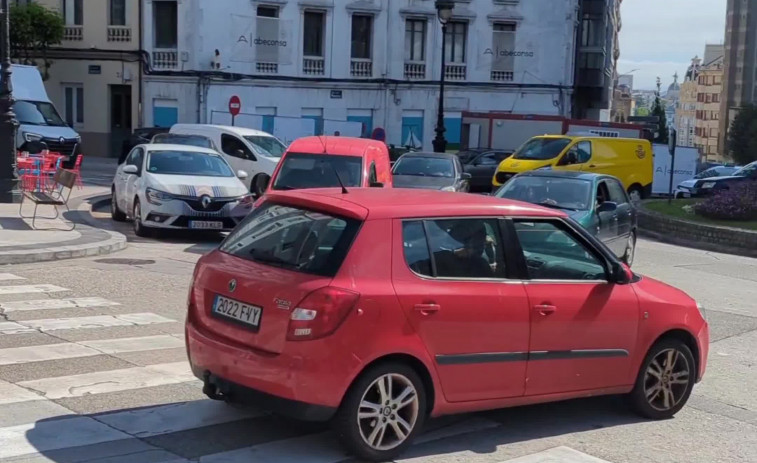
[153,105,178,128]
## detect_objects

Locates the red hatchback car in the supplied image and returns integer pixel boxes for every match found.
[185,188,709,462]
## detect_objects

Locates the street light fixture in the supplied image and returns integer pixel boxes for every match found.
[432,0,455,153]
[0,0,17,203]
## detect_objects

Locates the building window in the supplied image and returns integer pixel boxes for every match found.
[63,84,84,126]
[445,21,467,63]
[63,0,83,25]
[491,22,515,81]
[405,19,426,61]
[303,11,325,57]
[257,5,279,18]
[153,1,177,48]
[110,0,126,26]
[705,94,712,103]
[351,14,373,59]
[581,15,603,47]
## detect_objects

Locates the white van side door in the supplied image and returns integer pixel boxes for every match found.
[219,133,256,189]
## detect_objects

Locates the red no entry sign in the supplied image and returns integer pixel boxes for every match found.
[228,95,241,117]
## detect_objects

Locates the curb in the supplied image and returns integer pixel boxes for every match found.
[0,192,128,265]
[638,205,757,258]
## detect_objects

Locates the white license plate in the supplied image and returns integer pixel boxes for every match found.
[189,221,223,230]
[212,295,262,329]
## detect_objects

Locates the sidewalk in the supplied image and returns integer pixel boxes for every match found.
[0,185,126,265]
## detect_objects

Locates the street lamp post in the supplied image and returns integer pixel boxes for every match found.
[432,0,454,154]
[0,0,17,203]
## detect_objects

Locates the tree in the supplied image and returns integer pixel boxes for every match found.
[651,77,669,144]
[9,3,64,80]
[727,104,757,165]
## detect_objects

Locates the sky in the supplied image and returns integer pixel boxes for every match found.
[618,0,728,91]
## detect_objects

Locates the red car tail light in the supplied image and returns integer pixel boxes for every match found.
[286,287,360,341]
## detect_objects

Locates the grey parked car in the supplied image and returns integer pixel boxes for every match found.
[391,152,471,192]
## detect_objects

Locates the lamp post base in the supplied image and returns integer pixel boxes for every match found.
[432,135,447,154]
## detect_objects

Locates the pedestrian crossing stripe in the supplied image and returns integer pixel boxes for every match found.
[0,297,119,313]
[16,362,195,400]
[0,284,68,295]
[0,313,175,334]
[0,335,184,366]
[0,273,26,282]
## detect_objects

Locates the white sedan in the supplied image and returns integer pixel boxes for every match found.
[111,144,253,236]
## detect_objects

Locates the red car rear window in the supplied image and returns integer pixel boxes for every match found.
[272,153,363,190]
[219,202,361,277]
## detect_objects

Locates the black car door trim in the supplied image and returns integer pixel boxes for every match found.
[436,349,629,365]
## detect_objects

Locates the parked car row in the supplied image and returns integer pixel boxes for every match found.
[113,130,643,266]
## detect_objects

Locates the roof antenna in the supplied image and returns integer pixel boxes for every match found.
[331,163,349,194]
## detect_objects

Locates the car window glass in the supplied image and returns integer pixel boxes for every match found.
[401,221,431,276]
[514,221,606,280]
[369,162,377,184]
[221,134,254,160]
[423,219,506,279]
[477,153,499,166]
[596,182,610,207]
[126,148,143,174]
[577,141,591,163]
[494,152,510,161]
[605,179,628,204]
[220,204,361,277]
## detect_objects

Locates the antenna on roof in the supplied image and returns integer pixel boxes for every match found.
[330,163,349,194]
[317,134,327,154]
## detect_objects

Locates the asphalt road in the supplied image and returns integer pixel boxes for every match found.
[0,157,753,463]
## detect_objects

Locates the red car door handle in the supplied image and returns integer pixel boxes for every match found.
[414,303,441,315]
[534,304,557,315]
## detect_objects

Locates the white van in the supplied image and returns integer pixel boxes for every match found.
[9,65,81,164]
[170,124,286,196]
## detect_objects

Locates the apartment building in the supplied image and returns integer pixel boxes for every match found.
[694,55,725,162]
[141,0,588,150]
[719,0,757,155]
[675,57,701,148]
[572,0,622,120]
[36,0,141,157]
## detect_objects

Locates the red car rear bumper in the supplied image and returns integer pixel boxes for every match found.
[186,320,358,421]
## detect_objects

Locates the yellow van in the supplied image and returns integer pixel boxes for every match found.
[492,135,654,200]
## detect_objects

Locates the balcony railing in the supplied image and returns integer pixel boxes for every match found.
[491,70,514,82]
[444,63,466,81]
[256,62,278,74]
[303,56,324,76]
[404,62,426,79]
[63,26,83,41]
[107,26,132,42]
[152,49,178,70]
[350,58,372,78]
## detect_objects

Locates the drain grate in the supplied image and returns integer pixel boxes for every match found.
[94,258,156,265]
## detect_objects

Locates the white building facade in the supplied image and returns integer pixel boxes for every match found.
[141,0,580,150]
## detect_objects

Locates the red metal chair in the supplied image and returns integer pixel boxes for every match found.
[67,154,84,189]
